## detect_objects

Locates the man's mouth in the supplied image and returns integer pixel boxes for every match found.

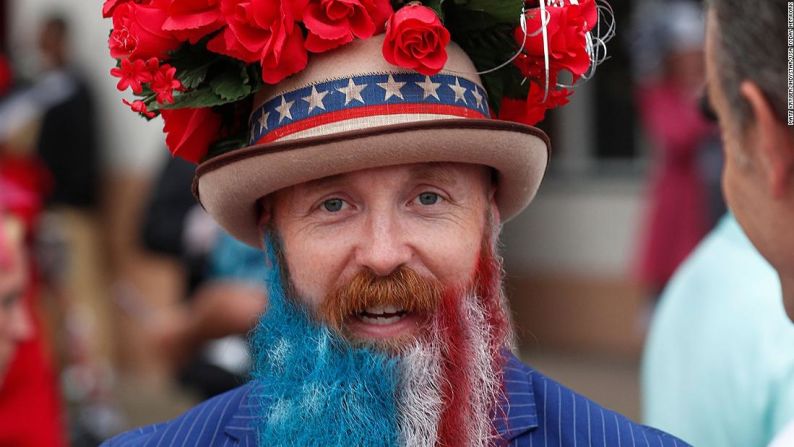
[357,305,409,325]
[346,305,424,341]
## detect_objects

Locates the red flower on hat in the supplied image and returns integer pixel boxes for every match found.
[301,0,393,53]
[110,57,153,93]
[123,98,157,118]
[162,0,225,44]
[109,1,182,60]
[151,63,184,103]
[516,0,597,80]
[382,4,450,76]
[207,0,308,84]
[498,82,570,126]
[103,0,149,18]
[162,107,222,163]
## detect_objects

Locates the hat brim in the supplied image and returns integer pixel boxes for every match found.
[194,119,550,247]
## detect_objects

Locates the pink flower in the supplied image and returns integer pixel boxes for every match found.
[123,98,157,118]
[382,4,450,76]
[516,0,597,80]
[301,0,393,53]
[162,0,225,44]
[161,108,222,163]
[207,0,308,84]
[110,58,153,93]
[151,63,183,103]
[109,1,181,60]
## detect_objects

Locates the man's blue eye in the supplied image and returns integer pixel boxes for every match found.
[418,192,439,205]
[323,199,344,212]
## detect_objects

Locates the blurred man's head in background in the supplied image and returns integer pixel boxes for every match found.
[0,215,33,385]
[37,15,69,70]
[705,0,794,317]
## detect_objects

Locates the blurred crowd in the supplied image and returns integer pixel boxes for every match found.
[0,14,268,446]
[0,0,792,446]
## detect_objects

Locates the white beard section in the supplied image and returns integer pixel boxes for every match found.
[462,290,504,447]
[396,337,444,447]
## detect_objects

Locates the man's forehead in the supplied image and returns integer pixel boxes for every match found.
[292,162,479,192]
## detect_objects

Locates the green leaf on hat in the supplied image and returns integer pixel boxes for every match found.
[460,0,522,23]
[148,87,226,110]
[169,41,214,89]
[178,63,210,90]
[210,70,252,102]
[453,23,524,112]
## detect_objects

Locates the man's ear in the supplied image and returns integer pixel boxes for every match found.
[741,81,794,198]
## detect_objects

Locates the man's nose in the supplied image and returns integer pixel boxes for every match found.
[355,210,412,277]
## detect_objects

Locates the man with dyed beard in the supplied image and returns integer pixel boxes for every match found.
[101,1,688,445]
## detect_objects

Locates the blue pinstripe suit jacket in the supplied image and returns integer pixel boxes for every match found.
[103,353,689,446]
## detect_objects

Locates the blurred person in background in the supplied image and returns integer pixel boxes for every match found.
[642,213,794,446]
[0,15,113,445]
[34,15,99,210]
[644,0,794,445]
[0,15,100,206]
[630,0,720,296]
[0,51,68,447]
[0,206,34,384]
[0,181,66,446]
[135,155,266,399]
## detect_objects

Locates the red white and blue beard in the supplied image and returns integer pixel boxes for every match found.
[391,243,512,447]
[255,233,513,447]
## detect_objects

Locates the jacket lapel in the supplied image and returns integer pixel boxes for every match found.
[494,353,540,442]
[223,383,259,444]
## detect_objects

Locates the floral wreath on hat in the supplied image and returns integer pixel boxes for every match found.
[105,0,614,163]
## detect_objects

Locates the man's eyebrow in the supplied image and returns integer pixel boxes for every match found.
[408,164,458,187]
[296,173,347,194]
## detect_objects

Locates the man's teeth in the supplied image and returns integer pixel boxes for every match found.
[359,314,404,325]
[364,305,401,314]
[358,305,407,325]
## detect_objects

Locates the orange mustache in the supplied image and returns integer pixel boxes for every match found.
[319,266,443,331]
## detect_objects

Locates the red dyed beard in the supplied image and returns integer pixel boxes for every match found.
[434,241,511,447]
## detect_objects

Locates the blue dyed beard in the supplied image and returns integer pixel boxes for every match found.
[249,234,401,446]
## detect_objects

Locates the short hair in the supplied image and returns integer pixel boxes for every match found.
[706,0,786,128]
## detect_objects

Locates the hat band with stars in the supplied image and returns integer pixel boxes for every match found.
[248,72,490,145]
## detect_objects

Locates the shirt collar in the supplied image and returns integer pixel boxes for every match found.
[223,384,259,442]
[224,352,540,443]
[494,352,540,441]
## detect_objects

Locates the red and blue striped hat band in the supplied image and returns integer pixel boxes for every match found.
[249,73,490,145]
